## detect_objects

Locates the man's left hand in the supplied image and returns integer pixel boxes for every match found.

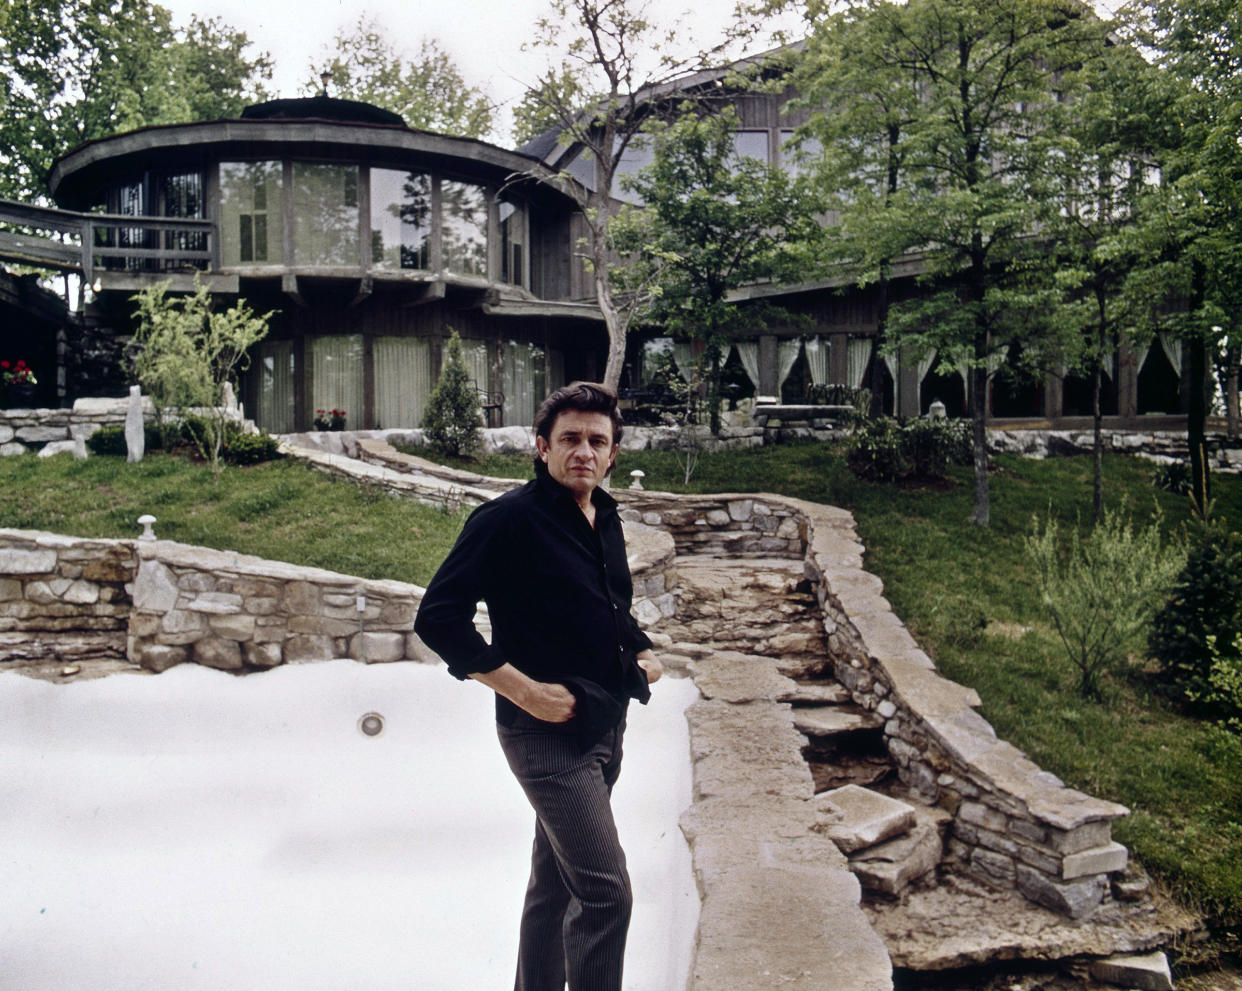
[637,650,663,685]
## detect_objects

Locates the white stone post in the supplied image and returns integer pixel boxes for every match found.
[125,385,144,463]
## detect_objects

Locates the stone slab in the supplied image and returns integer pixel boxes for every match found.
[793,706,884,737]
[1063,841,1128,880]
[815,785,917,854]
[849,820,942,895]
[1089,951,1174,991]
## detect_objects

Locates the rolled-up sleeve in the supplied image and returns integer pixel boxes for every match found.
[413,501,507,680]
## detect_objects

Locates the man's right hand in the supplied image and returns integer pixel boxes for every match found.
[470,663,577,723]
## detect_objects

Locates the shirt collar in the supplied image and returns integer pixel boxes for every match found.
[534,468,618,518]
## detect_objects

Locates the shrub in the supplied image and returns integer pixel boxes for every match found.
[1027,505,1186,700]
[1150,517,1242,709]
[85,423,163,456]
[845,416,971,482]
[423,330,481,458]
[1152,460,1191,495]
[1190,633,1242,734]
[224,431,281,465]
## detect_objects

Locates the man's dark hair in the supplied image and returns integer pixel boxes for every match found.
[532,381,624,475]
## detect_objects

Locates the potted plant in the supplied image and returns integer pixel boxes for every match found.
[2,360,38,408]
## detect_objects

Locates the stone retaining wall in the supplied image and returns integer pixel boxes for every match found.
[618,492,807,558]
[796,500,1131,918]
[991,426,1242,472]
[0,399,139,457]
[0,520,675,677]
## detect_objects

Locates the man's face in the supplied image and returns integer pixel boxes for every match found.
[536,409,619,505]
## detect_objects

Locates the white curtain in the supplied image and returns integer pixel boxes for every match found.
[503,341,545,426]
[374,337,432,429]
[1136,336,1153,373]
[310,335,364,429]
[735,341,761,389]
[257,340,294,434]
[778,339,803,391]
[673,341,696,384]
[847,338,872,389]
[803,336,829,386]
[461,340,491,396]
[955,345,1007,390]
[1159,332,1184,378]
[915,349,937,411]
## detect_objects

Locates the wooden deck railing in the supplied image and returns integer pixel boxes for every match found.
[0,199,216,282]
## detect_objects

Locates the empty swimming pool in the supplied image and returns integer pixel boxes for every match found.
[0,660,699,990]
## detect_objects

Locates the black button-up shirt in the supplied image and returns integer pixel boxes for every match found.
[413,470,653,726]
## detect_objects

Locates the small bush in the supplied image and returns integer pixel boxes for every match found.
[85,423,164,456]
[1027,505,1186,700]
[224,431,281,465]
[1190,633,1242,734]
[845,416,971,482]
[1150,517,1242,709]
[423,330,482,458]
[1153,461,1191,495]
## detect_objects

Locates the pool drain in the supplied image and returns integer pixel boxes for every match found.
[357,712,385,737]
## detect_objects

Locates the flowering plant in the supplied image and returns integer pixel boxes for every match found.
[313,408,346,431]
[1,359,37,386]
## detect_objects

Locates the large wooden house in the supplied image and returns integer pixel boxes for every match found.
[3,54,1190,431]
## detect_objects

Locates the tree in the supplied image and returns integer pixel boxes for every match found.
[1046,40,1168,521]
[612,108,821,432]
[423,330,482,458]
[518,0,761,391]
[796,0,1104,525]
[1114,0,1242,510]
[129,280,272,484]
[0,0,272,203]
[308,19,494,139]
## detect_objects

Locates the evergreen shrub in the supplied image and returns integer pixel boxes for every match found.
[845,416,970,482]
[1150,517,1242,710]
[85,423,163,456]
[224,431,281,465]
[423,330,482,458]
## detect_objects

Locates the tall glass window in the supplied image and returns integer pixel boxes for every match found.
[374,336,433,428]
[220,161,283,265]
[370,169,431,270]
[310,335,364,429]
[256,340,295,434]
[159,172,206,268]
[441,179,488,278]
[499,197,527,287]
[293,163,360,266]
[503,341,545,426]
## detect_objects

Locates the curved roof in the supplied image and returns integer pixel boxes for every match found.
[48,111,577,210]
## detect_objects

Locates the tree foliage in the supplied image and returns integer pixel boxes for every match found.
[308,19,494,139]
[423,330,482,458]
[0,0,272,202]
[517,0,767,391]
[794,0,1105,525]
[129,280,272,483]
[613,108,821,431]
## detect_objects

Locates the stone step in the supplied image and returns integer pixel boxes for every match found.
[848,804,952,896]
[815,784,917,854]
[794,705,884,738]
[1088,951,1174,991]
[778,680,851,705]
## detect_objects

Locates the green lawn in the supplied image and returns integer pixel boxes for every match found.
[4,442,1241,944]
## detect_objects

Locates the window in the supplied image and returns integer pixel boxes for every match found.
[499,197,527,287]
[732,130,769,164]
[374,337,433,428]
[503,341,546,426]
[779,130,822,176]
[220,161,283,265]
[293,163,360,266]
[310,335,364,429]
[159,172,206,268]
[256,340,295,434]
[371,169,431,270]
[441,180,488,278]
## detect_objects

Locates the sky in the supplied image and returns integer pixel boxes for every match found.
[157,0,800,141]
[1,660,700,989]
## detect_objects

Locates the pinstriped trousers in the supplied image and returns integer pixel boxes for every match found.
[497,712,631,991]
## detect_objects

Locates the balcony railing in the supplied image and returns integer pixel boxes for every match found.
[0,199,215,283]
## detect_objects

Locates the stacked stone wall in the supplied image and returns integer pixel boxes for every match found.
[618,492,807,558]
[0,530,135,634]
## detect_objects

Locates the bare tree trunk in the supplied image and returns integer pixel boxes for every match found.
[1226,338,1239,440]
[1092,294,1106,523]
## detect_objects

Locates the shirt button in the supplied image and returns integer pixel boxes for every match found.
[612,602,619,610]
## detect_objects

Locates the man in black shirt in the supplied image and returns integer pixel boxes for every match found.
[414,381,662,991]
